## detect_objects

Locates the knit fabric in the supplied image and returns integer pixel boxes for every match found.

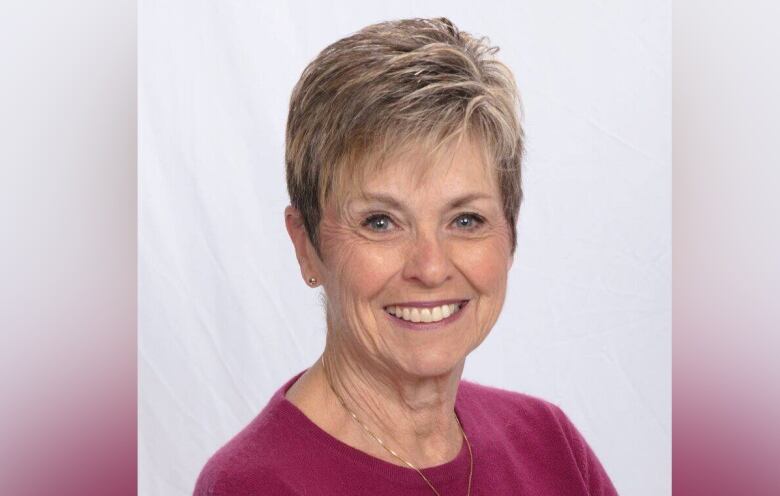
[194,370,618,495]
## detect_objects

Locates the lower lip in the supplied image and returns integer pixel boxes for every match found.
[383,301,469,331]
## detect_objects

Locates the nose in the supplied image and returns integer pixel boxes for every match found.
[401,230,452,288]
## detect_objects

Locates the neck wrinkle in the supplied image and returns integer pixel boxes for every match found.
[320,345,464,468]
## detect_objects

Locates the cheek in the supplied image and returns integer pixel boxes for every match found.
[319,226,400,309]
[456,238,511,296]
[323,241,403,353]
[342,246,399,299]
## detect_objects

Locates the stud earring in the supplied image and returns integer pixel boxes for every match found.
[307,277,318,286]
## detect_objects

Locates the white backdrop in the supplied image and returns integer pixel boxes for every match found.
[139,1,670,495]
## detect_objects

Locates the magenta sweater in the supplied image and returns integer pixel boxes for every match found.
[195,371,618,495]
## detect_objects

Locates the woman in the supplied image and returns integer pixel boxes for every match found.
[195,17,617,495]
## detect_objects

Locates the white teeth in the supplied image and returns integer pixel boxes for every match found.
[385,302,465,323]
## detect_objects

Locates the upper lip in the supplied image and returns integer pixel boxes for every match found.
[383,299,468,309]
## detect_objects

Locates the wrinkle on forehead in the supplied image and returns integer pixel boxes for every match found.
[328,128,497,220]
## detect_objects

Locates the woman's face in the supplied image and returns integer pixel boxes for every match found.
[316,136,514,379]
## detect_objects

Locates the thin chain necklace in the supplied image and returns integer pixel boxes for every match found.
[320,356,473,496]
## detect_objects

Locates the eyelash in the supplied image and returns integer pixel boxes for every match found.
[453,212,486,230]
[361,212,486,232]
[362,214,395,231]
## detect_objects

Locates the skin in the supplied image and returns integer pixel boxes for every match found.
[284,135,514,469]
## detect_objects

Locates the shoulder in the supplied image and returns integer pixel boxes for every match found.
[192,411,296,495]
[457,379,568,428]
[458,379,618,494]
[459,378,590,444]
[193,376,305,495]
[194,462,296,495]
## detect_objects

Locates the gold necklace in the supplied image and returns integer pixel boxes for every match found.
[320,356,473,496]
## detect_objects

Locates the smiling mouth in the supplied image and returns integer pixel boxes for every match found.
[383,301,468,324]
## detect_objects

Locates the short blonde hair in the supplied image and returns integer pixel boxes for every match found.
[285,17,524,254]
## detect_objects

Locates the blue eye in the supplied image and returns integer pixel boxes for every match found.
[362,214,394,231]
[453,213,485,230]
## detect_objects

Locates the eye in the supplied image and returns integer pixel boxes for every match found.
[452,212,485,230]
[362,213,395,232]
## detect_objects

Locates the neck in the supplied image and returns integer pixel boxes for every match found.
[287,344,465,468]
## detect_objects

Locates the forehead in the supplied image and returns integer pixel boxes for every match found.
[336,133,499,208]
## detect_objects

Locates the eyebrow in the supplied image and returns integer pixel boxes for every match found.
[354,192,492,211]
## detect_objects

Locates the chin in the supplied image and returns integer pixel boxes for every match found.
[396,348,466,379]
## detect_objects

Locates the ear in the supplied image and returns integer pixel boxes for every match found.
[285,205,322,285]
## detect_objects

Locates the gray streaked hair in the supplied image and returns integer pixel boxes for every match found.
[285,17,524,255]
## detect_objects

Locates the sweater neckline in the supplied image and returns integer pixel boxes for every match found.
[271,369,472,488]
